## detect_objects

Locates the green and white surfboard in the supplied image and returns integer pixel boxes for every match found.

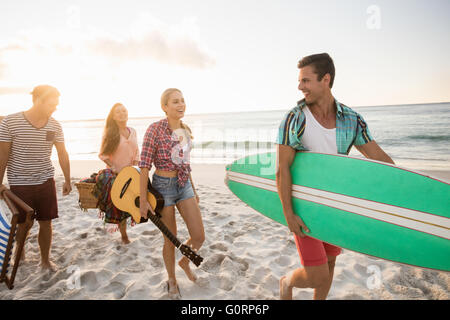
[225,152,450,272]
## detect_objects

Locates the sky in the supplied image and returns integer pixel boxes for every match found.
[0,0,449,120]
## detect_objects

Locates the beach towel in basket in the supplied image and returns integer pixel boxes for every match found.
[0,187,34,289]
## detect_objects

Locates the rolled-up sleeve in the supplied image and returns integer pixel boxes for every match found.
[275,110,306,151]
[354,113,374,146]
[139,124,157,169]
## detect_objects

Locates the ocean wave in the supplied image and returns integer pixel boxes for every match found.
[406,135,450,142]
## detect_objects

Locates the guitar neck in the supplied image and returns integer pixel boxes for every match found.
[147,211,182,248]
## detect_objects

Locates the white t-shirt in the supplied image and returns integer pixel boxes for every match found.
[301,106,338,154]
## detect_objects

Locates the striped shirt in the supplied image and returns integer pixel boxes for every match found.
[0,112,64,186]
[276,99,373,154]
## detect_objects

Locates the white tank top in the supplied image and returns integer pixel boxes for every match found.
[301,106,338,154]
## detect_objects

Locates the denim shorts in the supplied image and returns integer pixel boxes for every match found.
[151,174,195,207]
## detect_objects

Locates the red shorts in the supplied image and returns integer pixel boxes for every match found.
[293,234,342,267]
[10,178,58,224]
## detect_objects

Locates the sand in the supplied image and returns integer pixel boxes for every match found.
[0,161,449,300]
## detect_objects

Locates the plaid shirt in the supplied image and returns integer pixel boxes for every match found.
[139,118,192,187]
[276,99,373,154]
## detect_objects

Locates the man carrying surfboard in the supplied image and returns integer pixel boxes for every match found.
[276,53,394,300]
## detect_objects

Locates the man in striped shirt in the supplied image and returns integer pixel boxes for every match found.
[0,85,71,271]
[276,53,394,300]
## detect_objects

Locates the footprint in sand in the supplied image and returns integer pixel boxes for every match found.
[339,269,360,284]
[40,269,66,288]
[231,230,245,238]
[273,255,291,267]
[195,276,210,288]
[353,263,369,278]
[386,267,449,299]
[250,266,270,282]
[80,271,101,292]
[100,281,127,299]
[201,253,226,272]
[142,229,160,236]
[260,273,278,291]
[224,234,234,243]
[147,274,163,286]
[79,233,88,239]
[149,258,164,269]
[125,262,146,273]
[209,242,228,252]
[125,286,151,300]
[220,255,249,275]
[219,275,234,291]
[389,283,425,299]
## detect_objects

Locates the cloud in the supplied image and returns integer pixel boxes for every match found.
[0,29,79,80]
[86,14,216,69]
[0,14,216,83]
[87,32,215,69]
[0,29,77,56]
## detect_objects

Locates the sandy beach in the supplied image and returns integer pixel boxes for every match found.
[0,161,449,300]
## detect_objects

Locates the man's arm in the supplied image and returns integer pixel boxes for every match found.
[355,141,395,164]
[275,144,310,237]
[54,141,72,195]
[0,142,11,185]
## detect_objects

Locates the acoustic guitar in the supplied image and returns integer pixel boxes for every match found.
[111,166,203,267]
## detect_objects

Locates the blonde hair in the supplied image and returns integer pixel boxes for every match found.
[161,88,182,109]
[160,88,193,140]
[30,85,60,103]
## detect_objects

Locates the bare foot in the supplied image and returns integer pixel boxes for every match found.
[178,258,197,282]
[279,275,293,300]
[119,221,130,244]
[167,279,181,300]
[41,261,59,272]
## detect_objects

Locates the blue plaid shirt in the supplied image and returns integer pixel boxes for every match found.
[276,99,373,154]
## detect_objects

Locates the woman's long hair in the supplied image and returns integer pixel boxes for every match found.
[100,103,124,156]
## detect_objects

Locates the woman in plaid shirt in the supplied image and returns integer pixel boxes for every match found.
[139,88,204,299]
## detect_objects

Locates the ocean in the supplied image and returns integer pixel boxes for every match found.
[59,102,450,171]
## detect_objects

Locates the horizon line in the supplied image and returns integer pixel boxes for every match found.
[58,101,450,123]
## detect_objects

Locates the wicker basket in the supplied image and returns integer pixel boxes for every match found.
[74,182,98,210]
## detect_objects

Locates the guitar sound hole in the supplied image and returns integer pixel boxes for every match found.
[134,197,140,208]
